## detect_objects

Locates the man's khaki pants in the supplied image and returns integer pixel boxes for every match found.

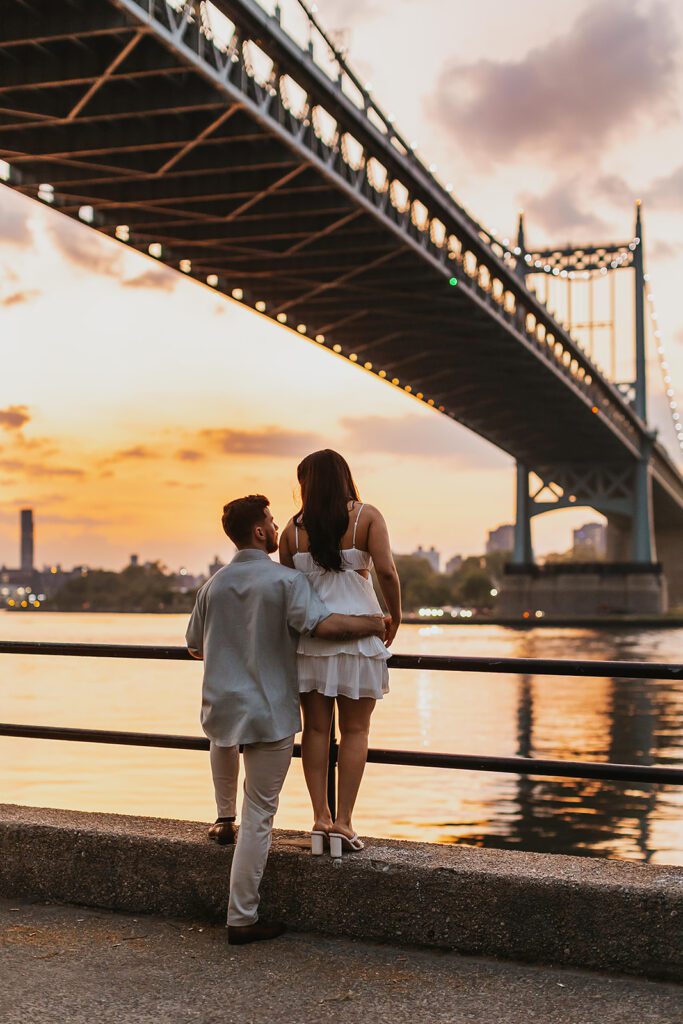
[226,735,294,927]
[210,742,239,818]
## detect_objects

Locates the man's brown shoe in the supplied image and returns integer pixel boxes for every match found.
[208,818,236,845]
[227,920,286,945]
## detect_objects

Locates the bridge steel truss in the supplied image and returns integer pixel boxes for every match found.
[1,0,682,556]
[511,204,668,565]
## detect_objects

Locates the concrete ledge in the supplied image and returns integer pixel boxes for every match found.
[1,804,682,981]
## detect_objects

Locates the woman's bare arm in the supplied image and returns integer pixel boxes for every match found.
[278,519,296,568]
[366,507,402,646]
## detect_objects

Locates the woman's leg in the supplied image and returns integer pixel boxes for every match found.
[300,690,335,831]
[333,696,375,838]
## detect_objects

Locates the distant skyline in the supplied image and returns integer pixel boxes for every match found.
[2,0,682,571]
[0,499,609,580]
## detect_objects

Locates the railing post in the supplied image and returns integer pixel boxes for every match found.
[327,705,338,821]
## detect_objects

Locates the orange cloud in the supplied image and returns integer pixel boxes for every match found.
[11,493,66,505]
[199,426,321,457]
[0,457,83,478]
[340,414,507,468]
[108,445,155,461]
[0,405,30,431]
[1,289,40,307]
[47,218,123,276]
[122,268,176,292]
[176,449,205,462]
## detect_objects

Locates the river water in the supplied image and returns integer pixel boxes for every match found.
[1,612,682,864]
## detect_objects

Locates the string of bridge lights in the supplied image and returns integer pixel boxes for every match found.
[190,5,682,462]
[519,237,640,278]
[645,273,683,453]
[6,2,679,455]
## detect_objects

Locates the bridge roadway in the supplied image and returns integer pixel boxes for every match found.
[1,0,682,535]
[3,898,681,1024]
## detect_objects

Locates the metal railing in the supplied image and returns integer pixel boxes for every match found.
[2,641,682,820]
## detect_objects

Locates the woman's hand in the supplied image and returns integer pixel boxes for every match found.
[366,507,401,640]
[383,615,399,648]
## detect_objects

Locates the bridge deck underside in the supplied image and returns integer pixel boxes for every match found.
[1,0,682,529]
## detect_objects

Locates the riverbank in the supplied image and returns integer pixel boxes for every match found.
[402,615,683,627]
[2,804,681,981]
[8,608,683,627]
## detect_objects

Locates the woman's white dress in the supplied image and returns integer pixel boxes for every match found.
[293,506,390,700]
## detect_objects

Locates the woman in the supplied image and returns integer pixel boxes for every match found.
[279,449,401,856]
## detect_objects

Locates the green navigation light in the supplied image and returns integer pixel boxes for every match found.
[449,277,458,286]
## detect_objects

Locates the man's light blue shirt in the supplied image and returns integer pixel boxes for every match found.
[186,549,330,746]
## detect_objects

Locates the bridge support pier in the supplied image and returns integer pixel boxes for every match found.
[512,462,533,566]
[498,456,668,619]
[498,562,666,619]
[633,441,657,563]
[655,527,683,609]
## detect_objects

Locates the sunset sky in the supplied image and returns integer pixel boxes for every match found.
[1,0,682,574]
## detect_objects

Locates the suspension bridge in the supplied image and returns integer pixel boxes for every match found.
[2,0,682,611]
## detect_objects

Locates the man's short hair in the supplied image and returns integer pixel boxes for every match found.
[222,494,270,546]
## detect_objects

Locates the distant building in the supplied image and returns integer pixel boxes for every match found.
[0,510,42,600]
[486,524,514,554]
[40,564,74,597]
[572,522,606,559]
[129,554,139,567]
[20,508,34,572]
[445,554,463,575]
[209,555,224,577]
[171,567,204,592]
[411,545,440,572]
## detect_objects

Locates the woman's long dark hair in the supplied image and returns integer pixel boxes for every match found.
[296,450,360,572]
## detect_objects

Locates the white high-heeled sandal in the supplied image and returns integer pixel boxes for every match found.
[310,830,328,856]
[329,832,364,857]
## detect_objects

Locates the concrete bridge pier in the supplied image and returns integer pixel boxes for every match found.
[512,462,534,565]
[654,525,683,609]
[498,462,668,619]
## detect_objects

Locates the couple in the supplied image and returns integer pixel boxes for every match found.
[186,449,401,944]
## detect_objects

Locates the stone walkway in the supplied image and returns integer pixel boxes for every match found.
[2,898,680,1023]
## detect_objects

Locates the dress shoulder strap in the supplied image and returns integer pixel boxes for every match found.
[293,519,299,553]
[352,502,365,548]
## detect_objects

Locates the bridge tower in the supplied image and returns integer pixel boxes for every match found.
[500,204,667,618]
[511,212,534,567]
[631,202,657,564]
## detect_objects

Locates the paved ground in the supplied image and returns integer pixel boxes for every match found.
[1,898,681,1024]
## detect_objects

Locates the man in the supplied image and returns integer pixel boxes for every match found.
[186,494,385,945]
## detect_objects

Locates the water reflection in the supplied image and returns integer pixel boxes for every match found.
[1,614,682,864]
[444,663,680,863]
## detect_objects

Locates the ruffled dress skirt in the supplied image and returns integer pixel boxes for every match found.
[297,633,390,700]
